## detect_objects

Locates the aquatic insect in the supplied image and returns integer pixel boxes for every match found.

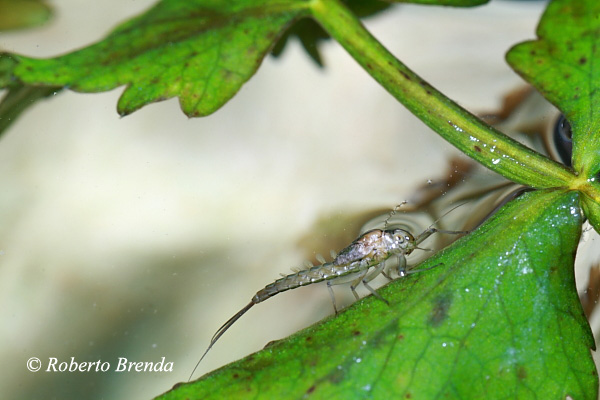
[188,205,468,380]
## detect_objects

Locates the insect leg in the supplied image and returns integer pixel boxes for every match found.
[396,253,408,277]
[404,262,443,275]
[381,270,393,281]
[327,271,370,312]
[397,254,441,278]
[360,262,389,305]
[327,281,339,314]
[349,270,369,301]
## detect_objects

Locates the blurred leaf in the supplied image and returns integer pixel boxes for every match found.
[159,190,596,399]
[273,0,489,67]
[11,0,490,117]
[0,83,60,137]
[271,0,392,67]
[396,0,487,4]
[0,0,52,32]
[13,0,312,117]
[0,53,60,137]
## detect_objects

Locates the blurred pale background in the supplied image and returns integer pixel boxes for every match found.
[1,1,597,399]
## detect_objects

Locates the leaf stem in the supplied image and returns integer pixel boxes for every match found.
[310,0,576,188]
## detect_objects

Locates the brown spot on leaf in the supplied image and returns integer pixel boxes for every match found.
[405,392,412,398]
[306,385,316,394]
[328,367,345,384]
[233,373,239,379]
[579,57,587,65]
[474,145,482,153]
[517,366,527,380]
[428,293,452,327]
[352,330,361,336]
[399,70,411,81]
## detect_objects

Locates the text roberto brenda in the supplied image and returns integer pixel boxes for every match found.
[46,357,174,372]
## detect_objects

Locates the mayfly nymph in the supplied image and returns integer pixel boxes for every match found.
[189,205,468,380]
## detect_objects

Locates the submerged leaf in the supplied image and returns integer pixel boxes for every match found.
[0,83,60,138]
[13,0,311,117]
[0,54,18,89]
[272,0,392,67]
[160,190,595,400]
[394,0,486,4]
[0,54,60,137]
[0,0,52,32]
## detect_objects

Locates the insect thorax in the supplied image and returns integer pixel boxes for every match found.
[332,228,416,267]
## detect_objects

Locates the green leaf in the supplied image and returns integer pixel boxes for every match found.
[13,0,311,117]
[159,190,596,400]
[506,0,600,179]
[581,193,600,238]
[0,53,60,137]
[9,0,488,117]
[0,0,52,32]
[0,53,18,89]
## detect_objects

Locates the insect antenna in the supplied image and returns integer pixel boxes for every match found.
[415,202,471,245]
[429,202,469,230]
[383,201,408,229]
[188,301,255,381]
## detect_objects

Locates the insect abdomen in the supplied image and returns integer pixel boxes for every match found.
[253,261,366,303]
